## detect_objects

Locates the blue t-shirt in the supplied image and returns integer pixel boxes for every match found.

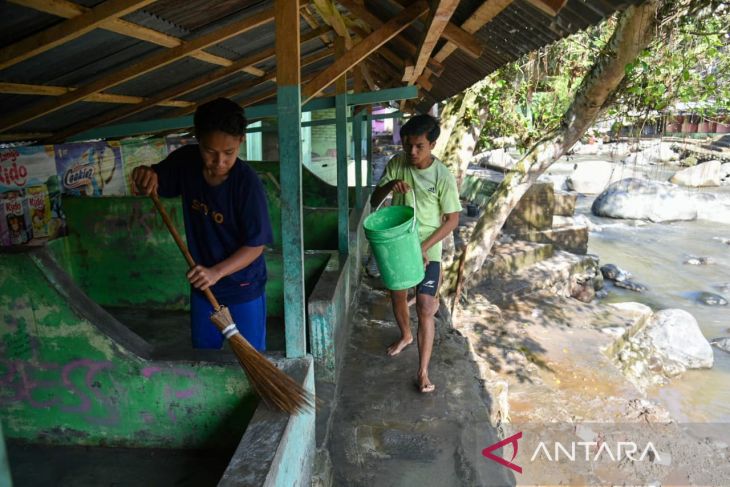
[153,145,273,304]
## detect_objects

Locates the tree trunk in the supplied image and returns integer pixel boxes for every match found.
[442,0,661,294]
[434,87,480,187]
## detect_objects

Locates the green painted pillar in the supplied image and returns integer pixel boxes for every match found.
[336,91,349,255]
[0,422,12,487]
[353,111,363,209]
[276,0,306,358]
[366,111,373,188]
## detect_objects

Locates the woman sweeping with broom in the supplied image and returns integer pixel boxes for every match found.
[133,98,312,413]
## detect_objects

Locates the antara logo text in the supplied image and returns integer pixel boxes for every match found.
[482,431,662,474]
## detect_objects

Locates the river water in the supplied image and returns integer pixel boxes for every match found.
[575,187,730,423]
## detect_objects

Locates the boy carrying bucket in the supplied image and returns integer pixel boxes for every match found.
[370,114,461,393]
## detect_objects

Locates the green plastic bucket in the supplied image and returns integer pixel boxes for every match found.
[363,194,424,290]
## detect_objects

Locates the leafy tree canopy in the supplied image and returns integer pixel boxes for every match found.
[465,0,729,152]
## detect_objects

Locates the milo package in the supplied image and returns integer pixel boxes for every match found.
[26,184,51,238]
[3,190,32,245]
[0,198,8,246]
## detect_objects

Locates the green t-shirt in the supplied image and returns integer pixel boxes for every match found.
[377,152,462,262]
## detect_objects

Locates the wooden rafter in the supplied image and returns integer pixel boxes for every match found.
[301,4,333,46]
[388,0,484,58]
[0,82,192,107]
[525,0,568,16]
[312,0,353,48]
[359,63,378,91]
[7,0,265,76]
[170,48,335,118]
[434,0,513,64]
[0,0,158,70]
[302,1,429,103]
[409,0,460,85]
[0,8,276,133]
[46,27,331,142]
[337,0,443,75]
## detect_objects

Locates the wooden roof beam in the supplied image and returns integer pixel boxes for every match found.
[173,47,335,118]
[409,0,460,85]
[302,1,428,103]
[301,4,333,46]
[0,0,158,70]
[47,27,330,141]
[340,0,444,74]
[0,7,275,133]
[434,0,513,64]
[312,0,353,48]
[359,64,378,91]
[525,0,568,16]
[0,82,192,107]
[388,0,484,58]
[7,0,265,76]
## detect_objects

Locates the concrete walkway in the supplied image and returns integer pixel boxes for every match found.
[324,277,515,487]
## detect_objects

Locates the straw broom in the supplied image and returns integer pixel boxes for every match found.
[150,193,314,414]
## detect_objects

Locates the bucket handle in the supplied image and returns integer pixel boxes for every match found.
[374,187,417,232]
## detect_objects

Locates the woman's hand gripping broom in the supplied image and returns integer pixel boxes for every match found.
[150,193,314,415]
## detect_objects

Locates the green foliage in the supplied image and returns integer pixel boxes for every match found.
[469,22,613,151]
[463,0,728,150]
[616,2,730,122]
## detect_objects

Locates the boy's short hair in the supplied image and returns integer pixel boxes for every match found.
[400,114,440,142]
[194,98,247,137]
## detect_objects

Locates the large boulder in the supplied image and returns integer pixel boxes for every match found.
[670,160,723,187]
[721,162,730,185]
[693,192,730,224]
[474,148,516,171]
[711,337,730,354]
[623,142,679,165]
[566,160,615,194]
[644,309,714,375]
[592,178,698,222]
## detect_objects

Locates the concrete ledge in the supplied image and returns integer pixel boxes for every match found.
[219,356,315,487]
[475,241,554,283]
[508,224,589,254]
[553,191,577,216]
[504,182,554,231]
[307,202,370,383]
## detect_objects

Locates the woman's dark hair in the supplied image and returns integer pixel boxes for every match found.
[399,114,440,142]
[194,98,247,137]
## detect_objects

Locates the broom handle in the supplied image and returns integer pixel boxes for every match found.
[149,193,221,310]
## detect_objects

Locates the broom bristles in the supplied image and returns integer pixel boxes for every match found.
[210,306,315,415]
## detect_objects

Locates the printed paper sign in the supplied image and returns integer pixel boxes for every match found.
[121,138,167,195]
[54,142,126,196]
[0,146,56,192]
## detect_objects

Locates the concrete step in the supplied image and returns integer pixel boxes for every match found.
[506,224,589,254]
[476,250,599,305]
[479,240,554,281]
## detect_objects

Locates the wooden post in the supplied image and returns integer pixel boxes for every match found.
[366,107,373,188]
[275,0,306,358]
[335,36,350,255]
[353,110,363,209]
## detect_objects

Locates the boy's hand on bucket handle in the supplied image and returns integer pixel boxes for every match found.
[390,180,411,194]
[421,244,428,269]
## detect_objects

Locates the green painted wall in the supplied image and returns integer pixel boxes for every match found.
[57,191,334,316]
[0,252,256,449]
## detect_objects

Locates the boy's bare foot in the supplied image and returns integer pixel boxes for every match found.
[386,337,413,356]
[417,372,435,393]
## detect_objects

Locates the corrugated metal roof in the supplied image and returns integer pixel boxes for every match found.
[0,0,639,142]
